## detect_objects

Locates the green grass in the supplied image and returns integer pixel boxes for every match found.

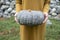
[46,19,60,40]
[0,17,60,40]
[0,17,20,40]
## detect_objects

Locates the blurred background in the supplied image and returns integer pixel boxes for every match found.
[0,0,60,40]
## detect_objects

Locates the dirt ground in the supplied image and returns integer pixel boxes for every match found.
[0,18,4,20]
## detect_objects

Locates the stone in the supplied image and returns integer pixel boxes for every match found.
[1,5,9,10]
[11,10,16,16]
[48,15,52,18]
[56,0,59,2]
[50,8,56,13]
[9,0,13,2]
[0,13,3,17]
[46,20,52,25]
[11,10,16,14]
[50,1,56,4]
[6,2,10,5]
[11,1,15,5]
[0,0,6,5]
[0,0,16,18]
[50,4,56,8]
[6,7,12,12]
[56,7,60,14]
[51,13,57,16]
[49,8,57,16]
[4,11,9,15]
[54,14,60,20]
[0,0,5,3]
[0,10,3,17]
[10,1,15,9]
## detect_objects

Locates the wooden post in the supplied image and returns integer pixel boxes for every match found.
[16,0,50,40]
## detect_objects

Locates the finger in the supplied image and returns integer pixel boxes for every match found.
[15,17,19,24]
[14,13,17,17]
[43,16,48,23]
[14,12,18,16]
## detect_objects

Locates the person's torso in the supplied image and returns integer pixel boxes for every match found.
[22,0,45,11]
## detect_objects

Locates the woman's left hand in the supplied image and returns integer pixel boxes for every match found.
[43,12,48,23]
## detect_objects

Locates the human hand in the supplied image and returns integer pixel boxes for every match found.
[14,13,19,24]
[43,12,48,23]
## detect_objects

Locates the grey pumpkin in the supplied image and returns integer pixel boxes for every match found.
[16,10,44,25]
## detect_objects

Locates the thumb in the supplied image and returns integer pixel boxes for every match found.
[43,13,48,23]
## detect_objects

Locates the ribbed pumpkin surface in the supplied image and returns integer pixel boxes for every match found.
[16,10,44,25]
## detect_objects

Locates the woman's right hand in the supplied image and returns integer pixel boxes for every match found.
[14,13,19,24]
